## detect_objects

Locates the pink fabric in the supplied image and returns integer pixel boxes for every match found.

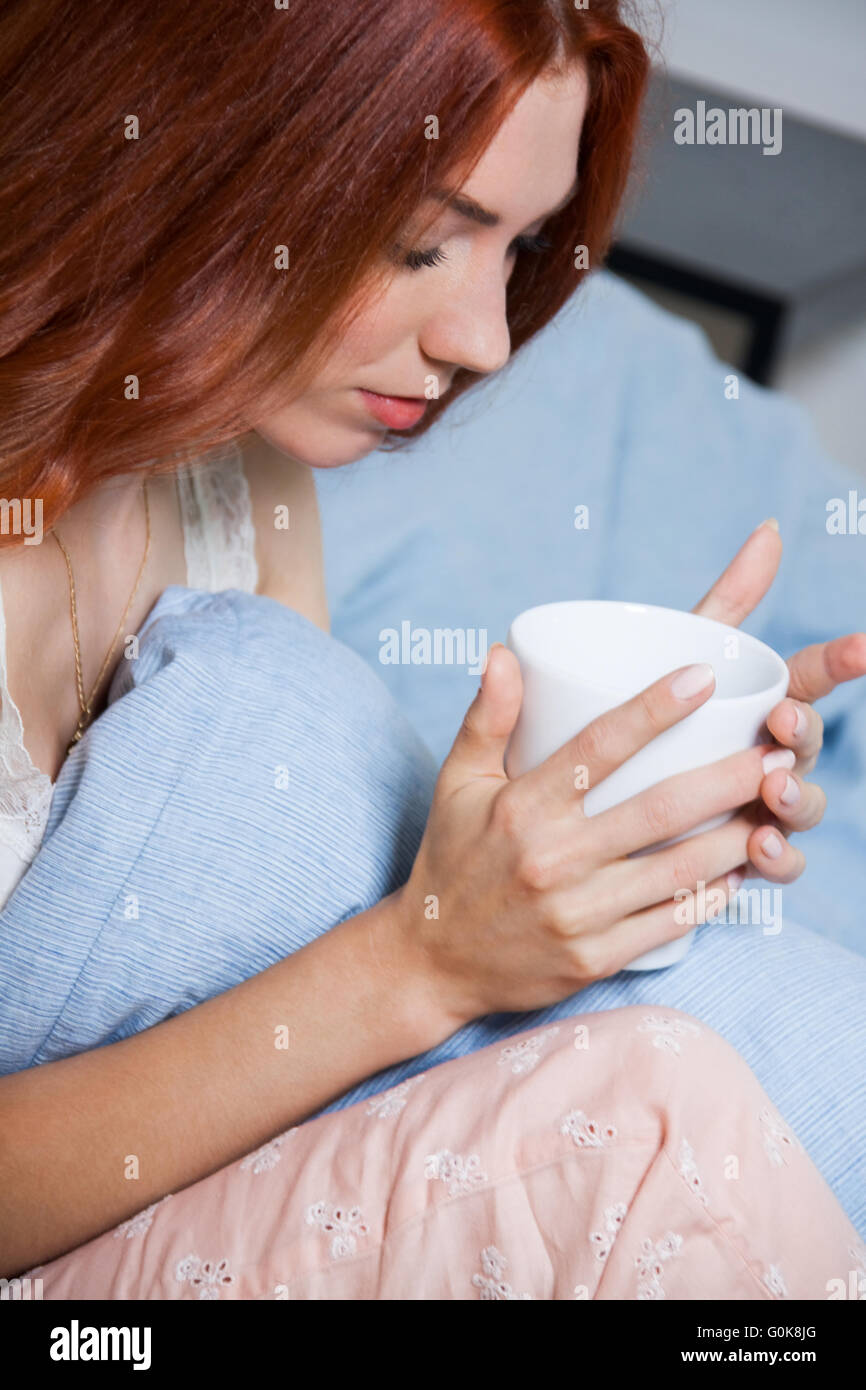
[34,1007,864,1300]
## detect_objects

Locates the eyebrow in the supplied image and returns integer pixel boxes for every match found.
[429,175,579,228]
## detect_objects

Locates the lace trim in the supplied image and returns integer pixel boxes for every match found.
[0,440,258,879]
[0,574,54,866]
[175,441,259,594]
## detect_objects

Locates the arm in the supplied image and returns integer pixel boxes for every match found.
[0,887,451,1277]
[5,522,852,1279]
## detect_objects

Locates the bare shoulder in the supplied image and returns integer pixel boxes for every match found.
[238,433,330,634]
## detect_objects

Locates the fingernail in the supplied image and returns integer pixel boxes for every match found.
[779,774,800,806]
[762,748,796,774]
[756,517,779,532]
[727,869,744,891]
[793,705,807,738]
[671,663,715,699]
[762,831,784,859]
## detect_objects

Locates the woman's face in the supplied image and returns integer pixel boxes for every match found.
[252,62,590,469]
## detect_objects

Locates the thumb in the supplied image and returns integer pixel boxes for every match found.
[440,642,524,784]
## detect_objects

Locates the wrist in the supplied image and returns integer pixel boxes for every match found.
[362,885,470,1054]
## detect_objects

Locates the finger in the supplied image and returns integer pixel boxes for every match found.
[517,661,717,807]
[786,633,866,704]
[747,822,807,883]
[586,742,794,861]
[691,518,782,626]
[576,868,745,979]
[586,811,755,922]
[765,697,823,766]
[439,643,522,785]
[759,767,827,832]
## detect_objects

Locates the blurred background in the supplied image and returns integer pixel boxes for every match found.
[611,0,866,477]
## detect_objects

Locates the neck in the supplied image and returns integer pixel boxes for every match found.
[53,472,148,553]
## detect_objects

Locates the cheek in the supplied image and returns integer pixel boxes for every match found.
[252,401,388,470]
[337,314,394,366]
[336,275,423,364]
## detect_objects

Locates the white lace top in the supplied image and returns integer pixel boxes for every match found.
[0,443,258,911]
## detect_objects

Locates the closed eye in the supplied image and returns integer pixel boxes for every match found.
[400,231,553,272]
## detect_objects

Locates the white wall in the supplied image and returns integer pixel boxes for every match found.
[650,0,866,476]
[777,323,866,481]
[656,0,866,141]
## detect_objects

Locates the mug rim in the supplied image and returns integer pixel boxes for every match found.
[507,598,790,704]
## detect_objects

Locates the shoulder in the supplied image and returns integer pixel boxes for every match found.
[237,432,330,635]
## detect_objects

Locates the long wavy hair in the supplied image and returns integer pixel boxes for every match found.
[0,0,650,539]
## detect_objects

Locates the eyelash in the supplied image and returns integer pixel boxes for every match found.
[401,232,553,272]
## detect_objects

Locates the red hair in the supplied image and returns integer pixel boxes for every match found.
[0,0,649,539]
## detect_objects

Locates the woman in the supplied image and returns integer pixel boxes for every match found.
[1,0,863,1296]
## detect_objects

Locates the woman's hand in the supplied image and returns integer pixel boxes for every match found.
[690,518,866,884]
[397,650,785,1025]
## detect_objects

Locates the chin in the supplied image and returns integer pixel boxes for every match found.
[252,411,388,470]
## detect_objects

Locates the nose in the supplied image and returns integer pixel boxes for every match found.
[418,272,512,379]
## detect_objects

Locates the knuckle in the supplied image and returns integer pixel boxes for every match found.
[636,684,666,735]
[736,756,763,801]
[670,847,702,894]
[569,934,607,981]
[456,706,480,747]
[641,788,681,841]
[491,782,526,839]
[542,900,574,940]
[517,845,555,893]
[575,715,608,768]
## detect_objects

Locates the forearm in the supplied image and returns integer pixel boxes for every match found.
[0,886,455,1276]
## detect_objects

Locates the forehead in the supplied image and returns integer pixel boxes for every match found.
[458,64,590,223]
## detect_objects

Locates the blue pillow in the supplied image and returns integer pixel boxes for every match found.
[0,586,437,1070]
[1,583,863,1236]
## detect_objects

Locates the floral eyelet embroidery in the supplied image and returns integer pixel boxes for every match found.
[471,1245,533,1300]
[497,1026,561,1075]
[175,1254,236,1299]
[240,1128,298,1174]
[365,1075,424,1118]
[678,1138,709,1206]
[560,1110,618,1147]
[637,1014,702,1055]
[425,1149,489,1196]
[762,1264,789,1298]
[112,1194,172,1239]
[589,1202,629,1262]
[759,1106,801,1168]
[305,1201,370,1260]
[635,1231,683,1299]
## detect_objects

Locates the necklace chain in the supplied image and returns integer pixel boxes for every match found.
[52,480,152,755]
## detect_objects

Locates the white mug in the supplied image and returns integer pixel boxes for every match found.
[504,600,790,970]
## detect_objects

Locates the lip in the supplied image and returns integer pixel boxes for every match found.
[357,388,428,429]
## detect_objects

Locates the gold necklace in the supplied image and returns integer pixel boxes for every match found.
[52,479,152,755]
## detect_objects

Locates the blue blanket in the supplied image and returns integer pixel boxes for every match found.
[1,586,864,1234]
